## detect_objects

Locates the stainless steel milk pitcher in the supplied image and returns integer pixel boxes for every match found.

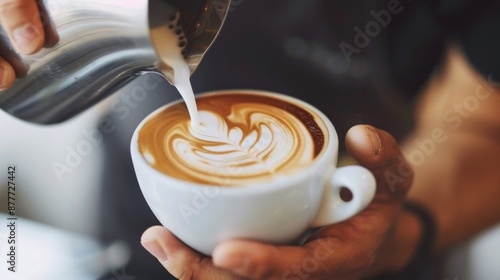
[0,0,231,124]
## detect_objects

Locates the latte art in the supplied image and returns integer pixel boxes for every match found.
[138,93,327,186]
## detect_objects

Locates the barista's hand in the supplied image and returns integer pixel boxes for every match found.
[0,0,57,90]
[141,125,421,280]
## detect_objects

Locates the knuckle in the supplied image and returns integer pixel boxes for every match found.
[244,249,284,280]
[178,269,196,280]
[314,261,335,279]
[191,258,215,280]
[335,222,369,241]
[354,254,376,274]
[246,258,273,279]
[355,214,385,236]
[164,259,198,280]
[341,246,376,276]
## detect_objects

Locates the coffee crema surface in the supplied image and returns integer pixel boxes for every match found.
[138,93,327,186]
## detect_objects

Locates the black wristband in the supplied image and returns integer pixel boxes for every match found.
[369,201,437,280]
[400,201,437,279]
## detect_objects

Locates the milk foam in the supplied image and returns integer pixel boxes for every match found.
[138,94,326,186]
[176,110,306,177]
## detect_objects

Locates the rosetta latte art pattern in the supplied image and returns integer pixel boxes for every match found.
[138,93,326,186]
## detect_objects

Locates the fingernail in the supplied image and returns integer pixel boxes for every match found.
[365,126,382,156]
[12,23,42,54]
[142,240,168,263]
[0,64,8,90]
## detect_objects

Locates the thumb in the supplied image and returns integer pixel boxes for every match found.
[345,125,414,201]
[141,226,241,280]
[0,0,45,54]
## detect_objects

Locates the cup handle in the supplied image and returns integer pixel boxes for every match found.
[310,165,376,228]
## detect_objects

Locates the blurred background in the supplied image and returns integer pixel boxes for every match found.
[1,0,499,279]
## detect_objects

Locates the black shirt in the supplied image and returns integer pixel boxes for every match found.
[385,0,500,94]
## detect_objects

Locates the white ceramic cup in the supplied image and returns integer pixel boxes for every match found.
[131,90,376,256]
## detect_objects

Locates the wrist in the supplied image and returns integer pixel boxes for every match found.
[383,208,423,272]
[368,201,437,280]
[364,208,422,278]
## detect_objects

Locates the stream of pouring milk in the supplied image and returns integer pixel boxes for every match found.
[150,17,200,126]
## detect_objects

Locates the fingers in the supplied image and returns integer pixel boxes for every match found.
[0,1,59,90]
[341,125,414,255]
[213,237,375,280]
[213,240,314,279]
[142,227,345,280]
[37,1,59,47]
[342,124,414,249]
[0,0,45,54]
[0,56,15,90]
[141,226,239,280]
[345,125,413,199]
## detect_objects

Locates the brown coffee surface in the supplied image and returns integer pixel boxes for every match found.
[138,93,327,186]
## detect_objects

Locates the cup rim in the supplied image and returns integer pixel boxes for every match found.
[130,89,338,195]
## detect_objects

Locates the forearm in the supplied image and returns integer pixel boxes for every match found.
[402,44,500,254]
[404,130,500,253]
[365,45,500,280]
